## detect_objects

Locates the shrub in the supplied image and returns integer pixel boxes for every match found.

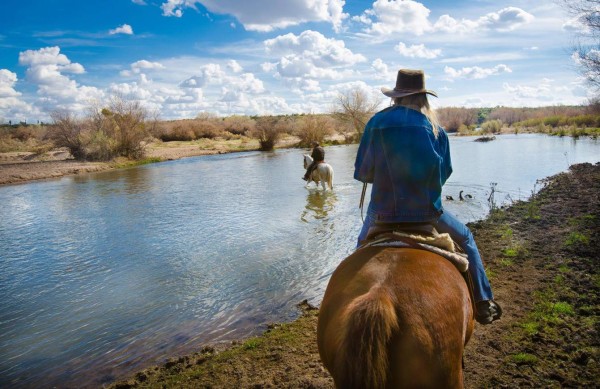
[223,115,255,135]
[481,119,503,133]
[48,111,88,159]
[191,120,221,139]
[252,116,283,151]
[295,115,334,147]
[48,97,149,161]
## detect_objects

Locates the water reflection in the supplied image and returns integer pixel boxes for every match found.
[0,135,599,388]
[301,190,338,221]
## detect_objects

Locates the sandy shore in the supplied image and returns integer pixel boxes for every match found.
[0,136,309,186]
[0,142,251,186]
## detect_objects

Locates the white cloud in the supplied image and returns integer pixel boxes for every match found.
[371,58,393,80]
[476,7,534,32]
[180,63,227,88]
[159,0,348,32]
[227,60,243,73]
[0,69,35,122]
[501,79,572,104]
[18,46,104,113]
[131,60,165,73]
[264,30,365,80]
[357,2,534,37]
[362,0,432,36]
[394,42,441,59]
[444,64,512,80]
[109,24,134,35]
[434,7,533,34]
[433,14,478,34]
[131,0,147,5]
[0,69,21,98]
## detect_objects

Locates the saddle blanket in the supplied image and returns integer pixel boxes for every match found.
[360,231,469,273]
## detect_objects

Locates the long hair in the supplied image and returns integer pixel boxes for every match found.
[393,93,440,138]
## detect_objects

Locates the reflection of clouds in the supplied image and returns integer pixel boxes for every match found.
[301,191,338,222]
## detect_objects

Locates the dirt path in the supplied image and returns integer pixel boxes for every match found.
[105,162,598,388]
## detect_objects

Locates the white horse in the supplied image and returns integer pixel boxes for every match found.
[303,154,334,190]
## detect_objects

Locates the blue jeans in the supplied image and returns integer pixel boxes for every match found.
[357,210,493,303]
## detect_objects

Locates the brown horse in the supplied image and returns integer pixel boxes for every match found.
[317,246,474,389]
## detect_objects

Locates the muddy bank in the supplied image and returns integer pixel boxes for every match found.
[106,162,599,388]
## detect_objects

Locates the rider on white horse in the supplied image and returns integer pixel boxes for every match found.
[303,141,325,181]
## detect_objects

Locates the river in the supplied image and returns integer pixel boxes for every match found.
[0,134,598,387]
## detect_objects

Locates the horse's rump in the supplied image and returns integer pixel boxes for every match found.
[304,154,334,190]
[317,247,473,389]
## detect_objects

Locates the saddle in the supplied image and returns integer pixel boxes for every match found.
[359,222,469,273]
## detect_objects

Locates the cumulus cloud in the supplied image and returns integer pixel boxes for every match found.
[0,69,21,98]
[109,24,134,35]
[434,7,533,34]
[131,60,165,73]
[362,0,432,36]
[18,46,104,112]
[160,0,347,32]
[444,64,512,80]
[264,30,365,80]
[356,1,534,37]
[394,42,441,59]
[178,61,265,113]
[227,60,243,73]
[180,63,227,88]
[0,70,34,122]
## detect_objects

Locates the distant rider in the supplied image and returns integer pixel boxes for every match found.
[303,141,325,181]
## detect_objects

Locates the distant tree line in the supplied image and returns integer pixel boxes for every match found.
[2,95,600,158]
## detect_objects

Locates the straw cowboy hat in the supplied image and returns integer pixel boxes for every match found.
[381,69,438,98]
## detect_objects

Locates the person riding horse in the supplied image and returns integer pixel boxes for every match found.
[302,141,325,181]
[354,69,502,325]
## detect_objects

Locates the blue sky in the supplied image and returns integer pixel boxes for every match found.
[0,0,590,122]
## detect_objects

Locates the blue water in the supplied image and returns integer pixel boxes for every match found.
[0,134,598,387]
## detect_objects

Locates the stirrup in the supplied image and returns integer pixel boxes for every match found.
[475,300,502,325]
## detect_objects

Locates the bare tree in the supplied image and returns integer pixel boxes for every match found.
[562,0,600,89]
[331,87,382,140]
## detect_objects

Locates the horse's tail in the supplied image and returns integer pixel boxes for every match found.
[335,286,398,389]
[327,167,334,190]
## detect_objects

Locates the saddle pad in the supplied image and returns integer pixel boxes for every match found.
[360,233,469,273]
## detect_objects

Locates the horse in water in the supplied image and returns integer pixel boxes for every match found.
[317,246,474,389]
[303,154,334,190]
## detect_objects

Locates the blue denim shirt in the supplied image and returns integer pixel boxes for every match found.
[354,105,452,222]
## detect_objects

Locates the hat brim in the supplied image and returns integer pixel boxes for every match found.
[381,87,437,98]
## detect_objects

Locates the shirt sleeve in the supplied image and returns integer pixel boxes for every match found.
[354,125,375,183]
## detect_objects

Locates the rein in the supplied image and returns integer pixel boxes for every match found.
[359,182,367,222]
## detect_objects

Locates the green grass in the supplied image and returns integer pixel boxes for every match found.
[564,231,590,247]
[509,353,538,365]
[242,338,262,350]
[113,156,163,168]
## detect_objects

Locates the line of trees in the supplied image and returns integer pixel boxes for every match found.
[2,93,599,158]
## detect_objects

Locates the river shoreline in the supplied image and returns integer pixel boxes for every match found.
[104,162,599,388]
[0,143,253,186]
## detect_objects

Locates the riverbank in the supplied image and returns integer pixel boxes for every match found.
[106,162,599,388]
[0,136,303,185]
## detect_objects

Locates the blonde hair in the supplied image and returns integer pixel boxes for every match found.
[393,94,440,138]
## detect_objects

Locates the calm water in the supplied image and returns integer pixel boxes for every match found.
[1,134,598,387]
